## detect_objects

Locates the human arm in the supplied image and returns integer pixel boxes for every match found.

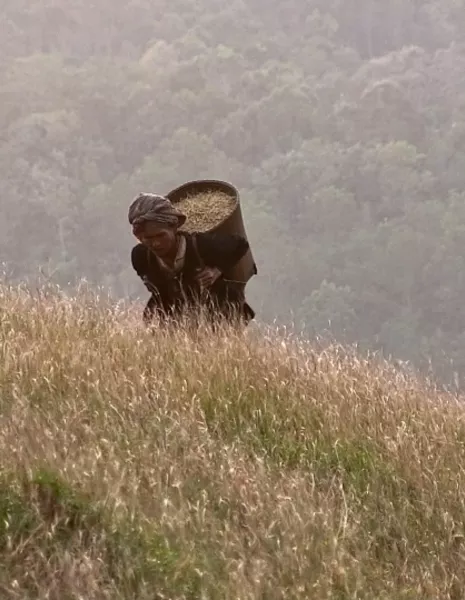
[131,244,155,291]
[131,244,164,322]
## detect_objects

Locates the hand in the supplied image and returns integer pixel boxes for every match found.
[196,267,222,288]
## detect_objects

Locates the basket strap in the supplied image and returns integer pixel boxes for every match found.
[191,233,205,270]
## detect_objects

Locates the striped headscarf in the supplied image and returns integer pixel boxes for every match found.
[128,193,186,234]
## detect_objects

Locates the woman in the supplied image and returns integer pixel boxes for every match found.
[128,192,256,327]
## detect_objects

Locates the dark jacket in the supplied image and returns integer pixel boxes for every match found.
[131,231,256,325]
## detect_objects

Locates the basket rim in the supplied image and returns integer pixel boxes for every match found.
[166,179,239,200]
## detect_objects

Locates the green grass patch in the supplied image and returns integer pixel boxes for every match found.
[0,469,204,599]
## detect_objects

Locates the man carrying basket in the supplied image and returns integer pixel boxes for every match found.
[128,192,256,327]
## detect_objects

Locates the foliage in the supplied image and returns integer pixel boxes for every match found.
[2,0,465,382]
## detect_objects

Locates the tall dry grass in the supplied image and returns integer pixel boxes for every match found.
[0,284,465,599]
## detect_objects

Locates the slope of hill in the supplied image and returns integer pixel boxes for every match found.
[4,0,465,383]
[0,285,463,599]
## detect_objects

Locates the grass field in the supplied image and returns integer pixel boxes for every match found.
[0,284,464,599]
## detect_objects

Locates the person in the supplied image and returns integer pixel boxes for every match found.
[128,192,256,328]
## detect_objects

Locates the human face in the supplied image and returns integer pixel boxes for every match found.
[135,222,178,257]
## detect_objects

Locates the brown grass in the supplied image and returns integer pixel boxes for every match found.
[176,191,236,233]
[0,284,465,599]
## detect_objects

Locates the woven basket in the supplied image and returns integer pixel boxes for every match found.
[166,179,257,285]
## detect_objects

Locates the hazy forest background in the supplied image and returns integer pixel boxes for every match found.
[3,0,465,385]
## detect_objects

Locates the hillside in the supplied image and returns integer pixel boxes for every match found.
[0,286,464,599]
[3,0,465,384]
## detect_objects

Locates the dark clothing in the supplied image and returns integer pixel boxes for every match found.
[131,231,256,326]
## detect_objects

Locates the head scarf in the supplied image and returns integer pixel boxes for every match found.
[128,193,186,234]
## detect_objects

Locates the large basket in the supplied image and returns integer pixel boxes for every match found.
[166,179,257,285]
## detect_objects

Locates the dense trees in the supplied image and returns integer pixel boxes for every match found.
[3,0,465,383]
